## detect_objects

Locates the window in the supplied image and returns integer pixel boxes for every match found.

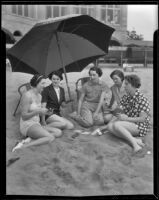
[24,5,28,17]
[88,7,93,15]
[17,5,22,15]
[73,6,80,14]
[107,9,113,22]
[101,8,106,23]
[81,6,87,15]
[114,10,120,24]
[29,5,35,18]
[61,6,67,16]
[46,6,52,18]
[11,5,36,18]
[53,6,60,17]
[12,5,16,14]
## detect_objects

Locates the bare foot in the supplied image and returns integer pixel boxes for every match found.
[133,145,142,153]
[135,138,145,147]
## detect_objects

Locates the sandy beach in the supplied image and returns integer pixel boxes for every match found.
[6,67,153,196]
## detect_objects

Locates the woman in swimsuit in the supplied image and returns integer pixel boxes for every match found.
[13,74,62,151]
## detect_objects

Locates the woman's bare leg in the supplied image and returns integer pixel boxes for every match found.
[44,125,62,137]
[109,121,142,152]
[103,113,114,124]
[46,114,66,129]
[59,117,74,129]
[22,124,55,148]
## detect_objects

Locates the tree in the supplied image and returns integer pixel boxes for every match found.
[126,30,144,40]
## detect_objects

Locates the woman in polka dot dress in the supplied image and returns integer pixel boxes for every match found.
[93,74,151,153]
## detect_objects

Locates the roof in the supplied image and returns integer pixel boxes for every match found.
[121,40,153,47]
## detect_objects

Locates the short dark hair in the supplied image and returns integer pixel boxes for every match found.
[89,66,103,77]
[124,74,141,88]
[30,74,45,87]
[48,70,63,81]
[110,70,124,82]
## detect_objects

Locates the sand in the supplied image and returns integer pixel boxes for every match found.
[6,67,153,196]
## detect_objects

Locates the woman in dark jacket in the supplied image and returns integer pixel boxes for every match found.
[41,70,74,130]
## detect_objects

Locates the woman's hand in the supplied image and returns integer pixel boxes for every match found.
[116,113,128,121]
[46,108,54,116]
[37,108,48,115]
[41,121,47,126]
[93,112,98,120]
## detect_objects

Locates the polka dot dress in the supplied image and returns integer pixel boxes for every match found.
[120,89,151,136]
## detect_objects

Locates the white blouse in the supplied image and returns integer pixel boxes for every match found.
[54,87,60,102]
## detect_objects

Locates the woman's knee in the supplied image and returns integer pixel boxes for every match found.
[49,135,55,142]
[84,120,93,127]
[104,114,113,124]
[66,122,74,129]
[54,128,63,137]
[61,121,67,128]
[107,122,115,132]
[94,118,104,126]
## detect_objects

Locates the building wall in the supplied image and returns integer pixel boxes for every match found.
[2,5,128,41]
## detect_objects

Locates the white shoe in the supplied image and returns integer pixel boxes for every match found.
[12,142,24,152]
[81,131,91,135]
[91,128,102,136]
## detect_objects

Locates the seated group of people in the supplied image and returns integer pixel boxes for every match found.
[12,66,151,153]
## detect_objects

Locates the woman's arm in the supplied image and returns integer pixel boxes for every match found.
[127,111,147,123]
[41,102,47,126]
[108,93,115,108]
[20,93,42,120]
[94,91,106,114]
[77,92,85,115]
[117,111,147,123]
[108,88,114,108]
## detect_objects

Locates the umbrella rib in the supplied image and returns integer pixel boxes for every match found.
[57,33,80,70]
[44,32,58,76]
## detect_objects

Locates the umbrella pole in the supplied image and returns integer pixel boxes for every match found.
[55,32,73,108]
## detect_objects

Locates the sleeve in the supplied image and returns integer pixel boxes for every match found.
[61,88,66,102]
[41,87,48,103]
[138,97,150,114]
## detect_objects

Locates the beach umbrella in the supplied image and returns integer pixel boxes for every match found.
[7,14,115,99]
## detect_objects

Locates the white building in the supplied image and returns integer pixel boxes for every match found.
[2,5,128,42]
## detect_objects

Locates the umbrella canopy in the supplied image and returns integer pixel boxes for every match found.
[2,27,16,44]
[7,14,115,76]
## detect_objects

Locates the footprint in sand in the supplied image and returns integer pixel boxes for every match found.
[7,157,20,167]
